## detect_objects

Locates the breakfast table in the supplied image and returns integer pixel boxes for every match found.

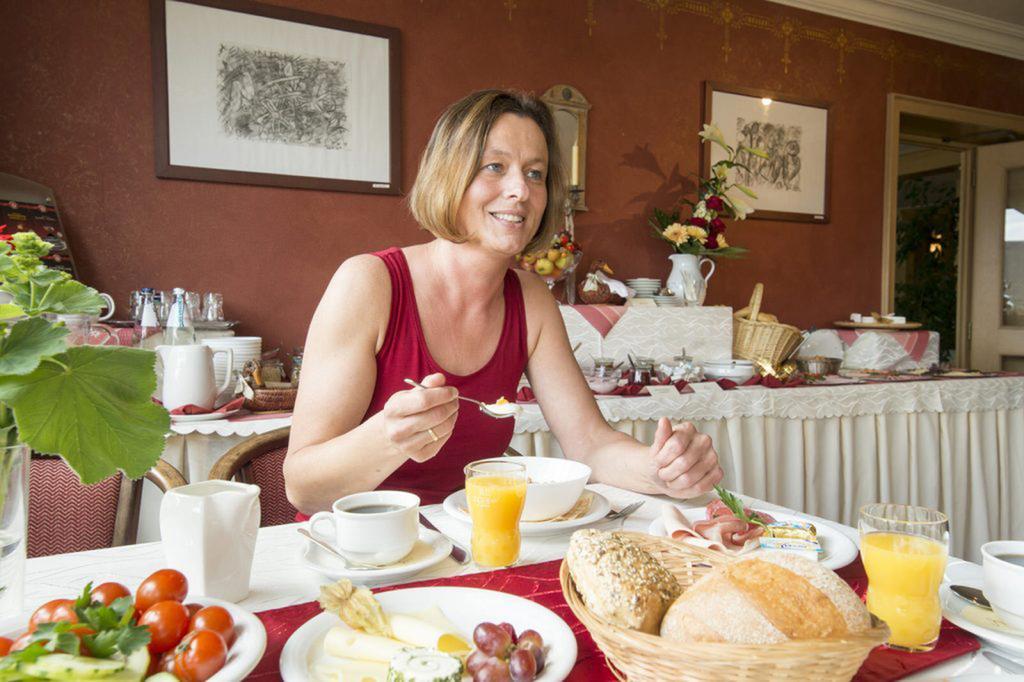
[24,484,1013,680]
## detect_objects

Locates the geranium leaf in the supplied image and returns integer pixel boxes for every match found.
[0,304,26,320]
[0,318,68,376]
[0,346,169,483]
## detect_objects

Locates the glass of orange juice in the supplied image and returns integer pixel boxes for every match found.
[464,459,527,568]
[859,503,949,652]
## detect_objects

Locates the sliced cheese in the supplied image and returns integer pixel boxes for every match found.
[314,658,390,682]
[324,627,408,663]
[389,613,470,655]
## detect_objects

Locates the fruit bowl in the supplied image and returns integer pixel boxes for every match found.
[539,251,581,284]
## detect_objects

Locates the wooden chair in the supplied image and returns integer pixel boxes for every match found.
[209,427,297,527]
[28,456,186,557]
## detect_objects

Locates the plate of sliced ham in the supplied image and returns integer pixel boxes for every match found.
[649,499,858,570]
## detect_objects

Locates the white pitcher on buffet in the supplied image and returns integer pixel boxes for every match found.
[156,344,233,411]
[667,253,715,306]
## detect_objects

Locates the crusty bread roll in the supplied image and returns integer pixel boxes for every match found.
[660,551,871,644]
[567,529,680,634]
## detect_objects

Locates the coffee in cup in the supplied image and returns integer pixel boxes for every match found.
[982,540,1024,630]
[308,491,419,566]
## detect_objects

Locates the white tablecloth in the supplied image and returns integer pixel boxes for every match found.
[20,485,1003,679]
[510,377,1024,563]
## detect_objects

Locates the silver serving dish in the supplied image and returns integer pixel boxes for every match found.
[796,356,842,376]
[193,320,239,330]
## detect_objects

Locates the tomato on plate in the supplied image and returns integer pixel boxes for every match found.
[0,637,11,656]
[139,600,191,654]
[10,632,31,652]
[28,599,77,632]
[189,605,235,647]
[90,582,131,606]
[184,603,203,620]
[172,629,227,682]
[135,569,188,612]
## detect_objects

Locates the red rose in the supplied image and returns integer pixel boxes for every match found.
[688,217,708,228]
[705,196,725,211]
[710,217,726,234]
[706,235,720,249]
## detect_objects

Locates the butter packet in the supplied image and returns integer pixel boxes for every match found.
[764,521,818,542]
[758,536,823,561]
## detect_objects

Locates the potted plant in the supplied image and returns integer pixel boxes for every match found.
[0,232,169,616]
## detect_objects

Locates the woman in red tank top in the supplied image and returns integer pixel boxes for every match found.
[284,90,722,514]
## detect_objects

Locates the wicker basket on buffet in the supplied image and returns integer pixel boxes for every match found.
[560,532,889,681]
[243,386,296,412]
[732,282,803,364]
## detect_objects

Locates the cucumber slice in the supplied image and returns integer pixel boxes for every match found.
[21,653,126,679]
[143,674,179,681]
[120,649,150,676]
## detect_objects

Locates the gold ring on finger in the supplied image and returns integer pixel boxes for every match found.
[428,427,440,443]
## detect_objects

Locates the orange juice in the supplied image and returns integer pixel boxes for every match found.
[465,475,526,567]
[861,532,948,650]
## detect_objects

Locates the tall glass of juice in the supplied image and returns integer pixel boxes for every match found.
[859,503,949,652]
[464,460,527,568]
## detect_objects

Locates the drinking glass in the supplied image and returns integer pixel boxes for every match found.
[464,459,526,568]
[859,504,949,652]
[203,292,224,321]
[185,291,202,321]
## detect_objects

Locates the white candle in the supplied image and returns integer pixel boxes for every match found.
[571,143,579,186]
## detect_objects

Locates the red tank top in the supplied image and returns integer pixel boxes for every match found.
[365,247,528,505]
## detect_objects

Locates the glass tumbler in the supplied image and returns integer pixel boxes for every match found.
[464,460,526,568]
[859,504,949,652]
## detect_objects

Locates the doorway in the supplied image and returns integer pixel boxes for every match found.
[882,95,1024,367]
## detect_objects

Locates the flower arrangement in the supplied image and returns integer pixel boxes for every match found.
[650,123,765,258]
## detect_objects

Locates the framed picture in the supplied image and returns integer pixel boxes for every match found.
[151,0,401,194]
[702,82,830,223]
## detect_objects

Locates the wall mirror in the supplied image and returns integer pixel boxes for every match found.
[541,84,590,211]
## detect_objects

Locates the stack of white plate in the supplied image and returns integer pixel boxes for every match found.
[626,278,661,299]
[202,336,262,387]
[654,295,682,307]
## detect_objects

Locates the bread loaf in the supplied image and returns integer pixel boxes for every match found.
[660,551,871,644]
[566,529,680,634]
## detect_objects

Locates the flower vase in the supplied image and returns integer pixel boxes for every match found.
[0,444,28,618]
[667,253,716,306]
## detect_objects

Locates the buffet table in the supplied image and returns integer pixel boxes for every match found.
[510,375,1024,563]
[22,485,1003,680]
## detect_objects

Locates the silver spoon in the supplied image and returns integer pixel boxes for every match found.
[403,378,517,419]
[951,584,992,609]
[297,528,378,570]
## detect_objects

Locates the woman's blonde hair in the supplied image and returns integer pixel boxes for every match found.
[408,89,566,255]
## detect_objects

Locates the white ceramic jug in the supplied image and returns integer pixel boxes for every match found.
[156,344,233,411]
[160,480,261,602]
[667,253,715,306]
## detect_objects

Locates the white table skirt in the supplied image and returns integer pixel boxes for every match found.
[511,377,1024,563]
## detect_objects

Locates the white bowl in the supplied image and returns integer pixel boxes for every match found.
[497,456,591,521]
[981,540,1024,630]
[701,359,756,383]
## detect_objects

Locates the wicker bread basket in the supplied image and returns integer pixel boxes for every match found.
[733,283,803,364]
[243,387,296,412]
[560,532,889,681]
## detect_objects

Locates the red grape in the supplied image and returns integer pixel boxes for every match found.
[473,622,512,658]
[497,622,517,643]
[474,656,512,682]
[517,630,545,671]
[509,648,538,681]
[467,650,491,676]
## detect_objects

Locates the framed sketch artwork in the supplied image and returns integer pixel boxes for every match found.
[703,83,830,223]
[151,0,401,194]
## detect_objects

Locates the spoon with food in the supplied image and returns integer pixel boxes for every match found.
[403,378,521,419]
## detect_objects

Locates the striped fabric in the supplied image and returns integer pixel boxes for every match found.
[28,457,121,557]
[247,446,298,527]
[570,304,627,338]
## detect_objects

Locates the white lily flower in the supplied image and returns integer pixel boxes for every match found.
[699,123,731,153]
[725,191,754,220]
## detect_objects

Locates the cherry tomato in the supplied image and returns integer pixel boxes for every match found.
[28,599,77,632]
[189,605,235,647]
[172,629,227,682]
[135,569,188,613]
[184,603,203,620]
[90,582,131,606]
[139,600,191,654]
[0,637,11,656]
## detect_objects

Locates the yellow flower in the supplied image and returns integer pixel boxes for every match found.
[718,234,729,248]
[686,226,708,243]
[663,223,688,244]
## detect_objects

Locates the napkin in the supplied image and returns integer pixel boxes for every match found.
[168,396,245,416]
[662,505,760,555]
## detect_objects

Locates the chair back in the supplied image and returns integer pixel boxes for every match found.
[28,456,186,557]
[208,427,296,527]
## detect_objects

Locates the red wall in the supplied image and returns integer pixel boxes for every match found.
[2,0,1023,352]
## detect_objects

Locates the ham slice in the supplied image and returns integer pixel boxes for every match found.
[663,502,776,555]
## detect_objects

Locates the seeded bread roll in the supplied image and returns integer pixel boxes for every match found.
[567,529,681,634]
[660,551,871,644]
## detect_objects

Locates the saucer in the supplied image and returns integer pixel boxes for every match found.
[169,408,242,423]
[943,562,1024,657]
[442,487,611,536]
[301,526,452,583]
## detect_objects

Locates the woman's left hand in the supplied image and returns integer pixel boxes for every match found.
[648,417,723,498]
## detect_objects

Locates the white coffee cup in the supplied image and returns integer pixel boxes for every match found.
[309,491,419,566]
[982,540,1024,629]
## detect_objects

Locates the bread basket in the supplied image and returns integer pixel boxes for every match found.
[560,532,889,681]
[243,387,296,412]
[733,283,803,364]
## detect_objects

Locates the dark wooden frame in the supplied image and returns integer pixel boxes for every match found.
[150,0,402,195]
[702,82,831,223]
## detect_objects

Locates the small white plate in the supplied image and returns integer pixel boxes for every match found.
[0,596,265,681]
[442,487,611,536]
[942,563,1024,658]
[279,587,576,682]
[647,508,859,571]
[170,408,242,423]
[302,526,452,583]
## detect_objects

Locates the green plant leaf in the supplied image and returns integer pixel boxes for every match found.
[0,318,68,376]
[0,304,25,319]
[0,346,169,483]
[5,278,104,316]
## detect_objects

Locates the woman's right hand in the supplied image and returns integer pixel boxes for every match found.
[379,373,459,462]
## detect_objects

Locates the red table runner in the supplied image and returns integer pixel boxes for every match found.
[247,556,977,681]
